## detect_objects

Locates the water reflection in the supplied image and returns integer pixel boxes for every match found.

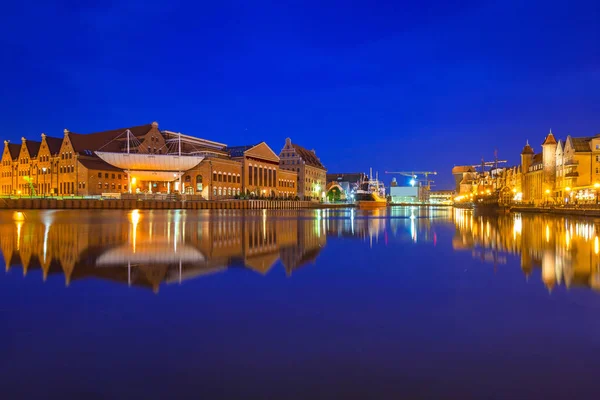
[2,208,436,293]
[453,208,600,291]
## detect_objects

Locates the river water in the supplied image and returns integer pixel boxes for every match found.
[1,207,600,399]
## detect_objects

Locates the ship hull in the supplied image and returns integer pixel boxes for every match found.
[355,192,387,208]
[356,200,387,208]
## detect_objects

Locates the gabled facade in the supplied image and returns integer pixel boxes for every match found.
[1,141,20,194]
[1,122,302,199]
[279,138,326,200]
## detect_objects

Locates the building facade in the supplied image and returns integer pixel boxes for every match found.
[1,122,301,199]
[279,137,327,201]
[454,130,600,205]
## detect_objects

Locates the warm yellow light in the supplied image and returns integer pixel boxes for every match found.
[17,190,21,195]
[566,187,571,192]
[512,188,517,193]
[486,189,491,194]
[594,183,600,189]
[131,177,137,185]
[595,236,599,255]
[545,189,550,194]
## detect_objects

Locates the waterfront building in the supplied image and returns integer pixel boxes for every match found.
[279,138,327,201]
[454,130,600,205]
[429,190,455,204]
[0,122,299,199]
[389,185,419,203]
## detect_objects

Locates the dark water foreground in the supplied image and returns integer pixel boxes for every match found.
[1,207,600,399]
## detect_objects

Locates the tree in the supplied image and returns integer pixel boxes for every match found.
[327,187,341,202]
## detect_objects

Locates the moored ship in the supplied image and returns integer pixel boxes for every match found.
[355,169,387,208]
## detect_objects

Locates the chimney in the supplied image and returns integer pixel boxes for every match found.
[152,121,159,128]
[21,137,26,143]
[64,129,69,136]
[41,133,46,139]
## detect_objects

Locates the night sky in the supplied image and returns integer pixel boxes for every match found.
[2,1,599,188]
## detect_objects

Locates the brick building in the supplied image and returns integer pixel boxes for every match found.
[1,122,300,199]
[279,137,327,200]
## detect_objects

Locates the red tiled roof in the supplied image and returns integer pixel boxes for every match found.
[68,124,153,154]
[531,153,543,164]
[292,143,325,169]
[25,140,42,158]
[44,136,63,154]
[521,143,534,155]
[78,157,123,172]
[542,132,557,145]
[570,136,591,152]
[7,143,20,160]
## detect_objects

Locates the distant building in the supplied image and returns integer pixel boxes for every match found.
[389,186,419,203]
[279,138,327,200]
[429,190,455,204]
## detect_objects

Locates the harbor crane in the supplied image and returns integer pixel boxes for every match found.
[384,171,437,189]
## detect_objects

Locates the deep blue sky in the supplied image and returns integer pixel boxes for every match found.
[2,1,599,188]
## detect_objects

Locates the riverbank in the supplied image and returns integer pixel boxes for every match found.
[0,198,354,210]
[454,203,600,218]
[511,205,600,217]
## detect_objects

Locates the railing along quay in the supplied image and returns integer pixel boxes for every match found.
[0,197,356,210]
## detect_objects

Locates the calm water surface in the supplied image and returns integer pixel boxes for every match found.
[2,207,600,399]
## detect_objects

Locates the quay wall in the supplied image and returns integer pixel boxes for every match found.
[511,206,600,218]
[0,198,352,211]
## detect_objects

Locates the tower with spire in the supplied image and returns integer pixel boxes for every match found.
[542,129,558,197]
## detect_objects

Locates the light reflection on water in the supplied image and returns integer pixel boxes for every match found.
[4,207,600,295]
[453,208,600,292]
[3,207,600,399]
[0,208,446,293]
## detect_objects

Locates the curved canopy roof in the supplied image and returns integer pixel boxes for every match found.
[95,244,205,266]
[95,151,204,172]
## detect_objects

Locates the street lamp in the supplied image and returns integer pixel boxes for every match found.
[545,188,550,206]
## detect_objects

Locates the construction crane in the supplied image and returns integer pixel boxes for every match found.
[384,171,437,189]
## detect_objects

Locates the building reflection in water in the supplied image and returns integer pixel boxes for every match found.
[453,208,600,292]
[0,209,403,293]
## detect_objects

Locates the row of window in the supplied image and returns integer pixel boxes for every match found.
[60,165,75,173]
[97,182,127,191]
[278,179,295,188]
[97,172,124,180]
[248,165,277,187]
[19,158,30,164]
[61,152,73,160]
[39,155,51,162]
[213,187,241,197]
[212,172,240,184]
